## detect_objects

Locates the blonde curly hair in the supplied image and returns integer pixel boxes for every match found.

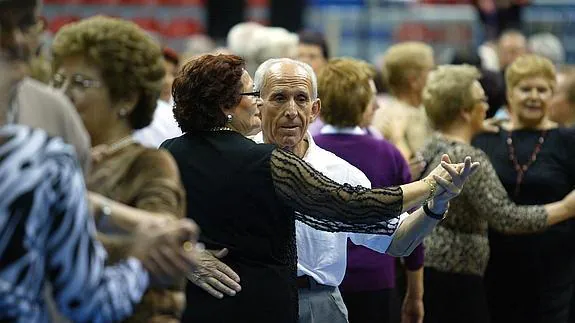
[51,16,165,129]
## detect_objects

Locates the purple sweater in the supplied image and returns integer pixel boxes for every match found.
[314,133,424,292]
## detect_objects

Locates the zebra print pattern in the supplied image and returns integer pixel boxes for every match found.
[0,125,149,323]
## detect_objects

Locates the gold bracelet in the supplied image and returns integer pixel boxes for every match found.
[422,177,437,204]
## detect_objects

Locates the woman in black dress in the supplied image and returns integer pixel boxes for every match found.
[474,54,575,323]
[161,54,478,323]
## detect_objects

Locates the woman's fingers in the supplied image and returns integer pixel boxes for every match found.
[440,161,462,187]
[433,175,458,194]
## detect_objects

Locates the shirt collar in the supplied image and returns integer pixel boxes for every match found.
[252,131,317,161]
[320,125,367,136]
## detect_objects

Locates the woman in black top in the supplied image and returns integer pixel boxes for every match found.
[162,54,478,323]
[474,54,575,323]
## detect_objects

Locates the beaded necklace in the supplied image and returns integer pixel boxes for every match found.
[506,129,547,196]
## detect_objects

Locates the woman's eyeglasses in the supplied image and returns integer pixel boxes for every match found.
[240,91,260,98]
[50,73,102,91]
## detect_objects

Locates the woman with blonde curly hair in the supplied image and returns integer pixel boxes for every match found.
[50,16,187,323]
[419,64,575,323]
[473,55,575,323]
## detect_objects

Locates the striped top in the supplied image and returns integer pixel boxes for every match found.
[0,125,148,322]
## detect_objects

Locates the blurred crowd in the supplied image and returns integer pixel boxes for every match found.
[2,0,575,323]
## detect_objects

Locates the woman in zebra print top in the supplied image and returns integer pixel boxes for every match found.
[0,125,198,322]
[0,125,147,321]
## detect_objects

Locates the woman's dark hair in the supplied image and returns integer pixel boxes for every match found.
[163,47,180,66]
[172,54,245,132]
[298,30,330,59]
[450,46,482,68]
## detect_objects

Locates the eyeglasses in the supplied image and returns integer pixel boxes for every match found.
[51,73,102,91]
[240,91,260,98]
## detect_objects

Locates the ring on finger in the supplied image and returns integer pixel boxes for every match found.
[182,241,195,252]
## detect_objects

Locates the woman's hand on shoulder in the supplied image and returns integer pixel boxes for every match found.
[481,117,506,133]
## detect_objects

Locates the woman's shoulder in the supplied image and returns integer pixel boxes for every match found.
[550,126,575,157]
[1,125,76,160]
[133,145,181,179]
[553,126,575,140]
[422,136,488,164]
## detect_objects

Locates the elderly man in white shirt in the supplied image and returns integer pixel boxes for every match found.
[251,132,391,321]
[187,58,428,323]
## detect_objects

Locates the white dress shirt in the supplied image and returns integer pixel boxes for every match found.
[253,132,405,286]
[133,99,182,148]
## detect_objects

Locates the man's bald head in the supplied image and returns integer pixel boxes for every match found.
[254,58,317,99]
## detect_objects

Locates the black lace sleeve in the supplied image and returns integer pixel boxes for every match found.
[270,148,403,235]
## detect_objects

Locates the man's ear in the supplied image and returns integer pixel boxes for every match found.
[311,98,321,120]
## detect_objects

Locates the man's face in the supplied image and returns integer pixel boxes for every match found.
[498,34,527,69]
[0,4,37,63]
[297,43,326,74]
[0,3,37,87]
[160,60,177,102]
[260,62,320,150]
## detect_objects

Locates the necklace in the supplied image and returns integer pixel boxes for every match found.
[106,136,136,155]
[92,135,135,163]
[506,130,547,197]
[208,127,234,132]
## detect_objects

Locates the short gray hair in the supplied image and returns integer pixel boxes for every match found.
[254,58,318,99]
[528,33,565,65]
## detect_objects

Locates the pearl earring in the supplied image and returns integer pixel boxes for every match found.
[226,114,233,123]
[119,108,128,117]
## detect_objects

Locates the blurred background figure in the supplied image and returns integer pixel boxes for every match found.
[181,34,216,61]
[550,67,575,128]
[160,47,180,105]
[1,15,199,322]
[372,42,435,179]
[297,30,331,136]
[1,0,91,173]
[132,46,183,148]
[450,46,506,118]
[133,46,183,148]
[474,54,575,323]
[419,64,575,323]
[51,16,188,322]
[226,21,266,74]
[314,57,425,323]
[486,29,527,73]
[528,32,566,67]
[252,26,299,70]
[297,30,329,74]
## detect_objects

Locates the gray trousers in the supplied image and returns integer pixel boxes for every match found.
[298,280,349,323]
